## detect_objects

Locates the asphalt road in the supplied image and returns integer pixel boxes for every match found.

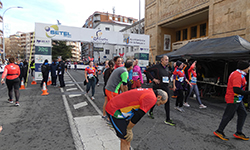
[1,69,250,150]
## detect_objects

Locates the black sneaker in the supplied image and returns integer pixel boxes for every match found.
[164,120,176,126]
[233,132,249,140]
[147,112,154,119]
[213,130,229,141]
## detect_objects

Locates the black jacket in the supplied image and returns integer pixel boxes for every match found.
[145,63,171,91]
[57,61,65,75]
[41,63,50,76]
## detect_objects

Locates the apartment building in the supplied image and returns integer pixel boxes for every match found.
[145,0,250,62]
[66,41,81,61]
[5,32,24,59]
[82,11,138,63]
[20,32,35,60]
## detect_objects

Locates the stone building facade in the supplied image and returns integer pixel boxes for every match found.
[145,0,250,62]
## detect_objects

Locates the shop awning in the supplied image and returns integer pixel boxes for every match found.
[156,35,250,61]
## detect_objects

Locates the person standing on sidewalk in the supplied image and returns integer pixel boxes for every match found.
[214,60,250,141]
[184,61,207,108]
[145,55,175,126]
[173,61,192,112]
[106,88,168,150]
[85,61,97,100]
[30,60,35,77]
[1,57,21,106]
[40,59,50,87]
[57,57,65,87]
[50,59,58,86]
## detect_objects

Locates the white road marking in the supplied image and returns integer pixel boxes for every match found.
[60,88,84,150]
[69,94,82,98]
[73,101,88,109]
[66,88,78,91]
[66,84,75,87]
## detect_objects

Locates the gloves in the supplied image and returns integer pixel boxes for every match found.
[124,128,133,142]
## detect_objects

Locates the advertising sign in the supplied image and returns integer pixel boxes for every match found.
[35,46,52,55]
[35,38,52,47]
[35,55,52,64]
[35,23,150,47]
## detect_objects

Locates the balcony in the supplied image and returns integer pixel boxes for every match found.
[93,16,100,22]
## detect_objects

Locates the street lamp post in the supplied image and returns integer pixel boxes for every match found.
[139,0,141,34]
[2,6,23,60]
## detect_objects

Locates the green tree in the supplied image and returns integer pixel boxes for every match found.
[52,40,73,60]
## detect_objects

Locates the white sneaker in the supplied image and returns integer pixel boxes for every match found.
[91,96,95,100]
[199,104,207,109]
[176,107,183,112]
[174,106,179,110]
[183,103,190,107]
[179,107,185,112]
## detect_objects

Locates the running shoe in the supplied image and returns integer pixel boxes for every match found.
[8,99,13,104]
[171,95,177,98]
[15,102,19,106]
[147,112,154,119]
[199,104,207,109]
[183,103,190,107]
[91,96,95,100]
[233,132,249,140]
[213,130,229,141]
[164,120,176,126]
[176,107,183,112]
[179,107,185,112]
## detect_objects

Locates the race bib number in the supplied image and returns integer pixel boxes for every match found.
[191,77,197,82]
[162,76,169,83]
[179,77,184,82]
[88,74,94,78]
[133,72,139,76]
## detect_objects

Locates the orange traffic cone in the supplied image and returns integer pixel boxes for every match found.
[41,82,49,96]
[31,77,37,85]
[47,77,52,85]
[20,80,25,90]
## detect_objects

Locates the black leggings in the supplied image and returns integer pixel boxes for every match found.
[6,78,20,101]
[176,89,184,107]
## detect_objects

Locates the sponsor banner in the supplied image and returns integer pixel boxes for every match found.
[35,23,149,47]
[35,55,52,64]
[35,46,52,55]
[35,72,43,81]
[35,37,52,47]
[35,63,43,72]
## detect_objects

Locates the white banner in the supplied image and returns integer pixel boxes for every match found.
[35,23,149,47]
[35,37,52,47]
[35,55,52,64]
[35,72,43,81]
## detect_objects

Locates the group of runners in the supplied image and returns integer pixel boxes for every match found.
[92,55,250,149]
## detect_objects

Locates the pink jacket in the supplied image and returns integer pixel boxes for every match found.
[132,65,143,83]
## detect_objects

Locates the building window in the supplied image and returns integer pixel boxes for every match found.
[131,47,133,52]
[105,49,110,54]
[109,16,112,20]
[105,27,110,31]
[191,26,197,38]
[200,23,206,37]
[90,24,92,27]
[126,47,128,52]
[176,30,181,41]
[124,18,127,22]
[115,17,118,21]
[183,29,187,40]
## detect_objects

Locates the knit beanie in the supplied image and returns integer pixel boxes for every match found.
[176,60,183,67]
[237,60,249,70]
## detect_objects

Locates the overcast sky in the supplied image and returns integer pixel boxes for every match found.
[1,0,145,37]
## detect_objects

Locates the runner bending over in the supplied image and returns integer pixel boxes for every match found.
[106,88,168,150]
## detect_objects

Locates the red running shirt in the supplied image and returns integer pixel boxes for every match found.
[85,66,96,75]
[225,70,246,103]
[105,88,157,118]
[1,63,20,80]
